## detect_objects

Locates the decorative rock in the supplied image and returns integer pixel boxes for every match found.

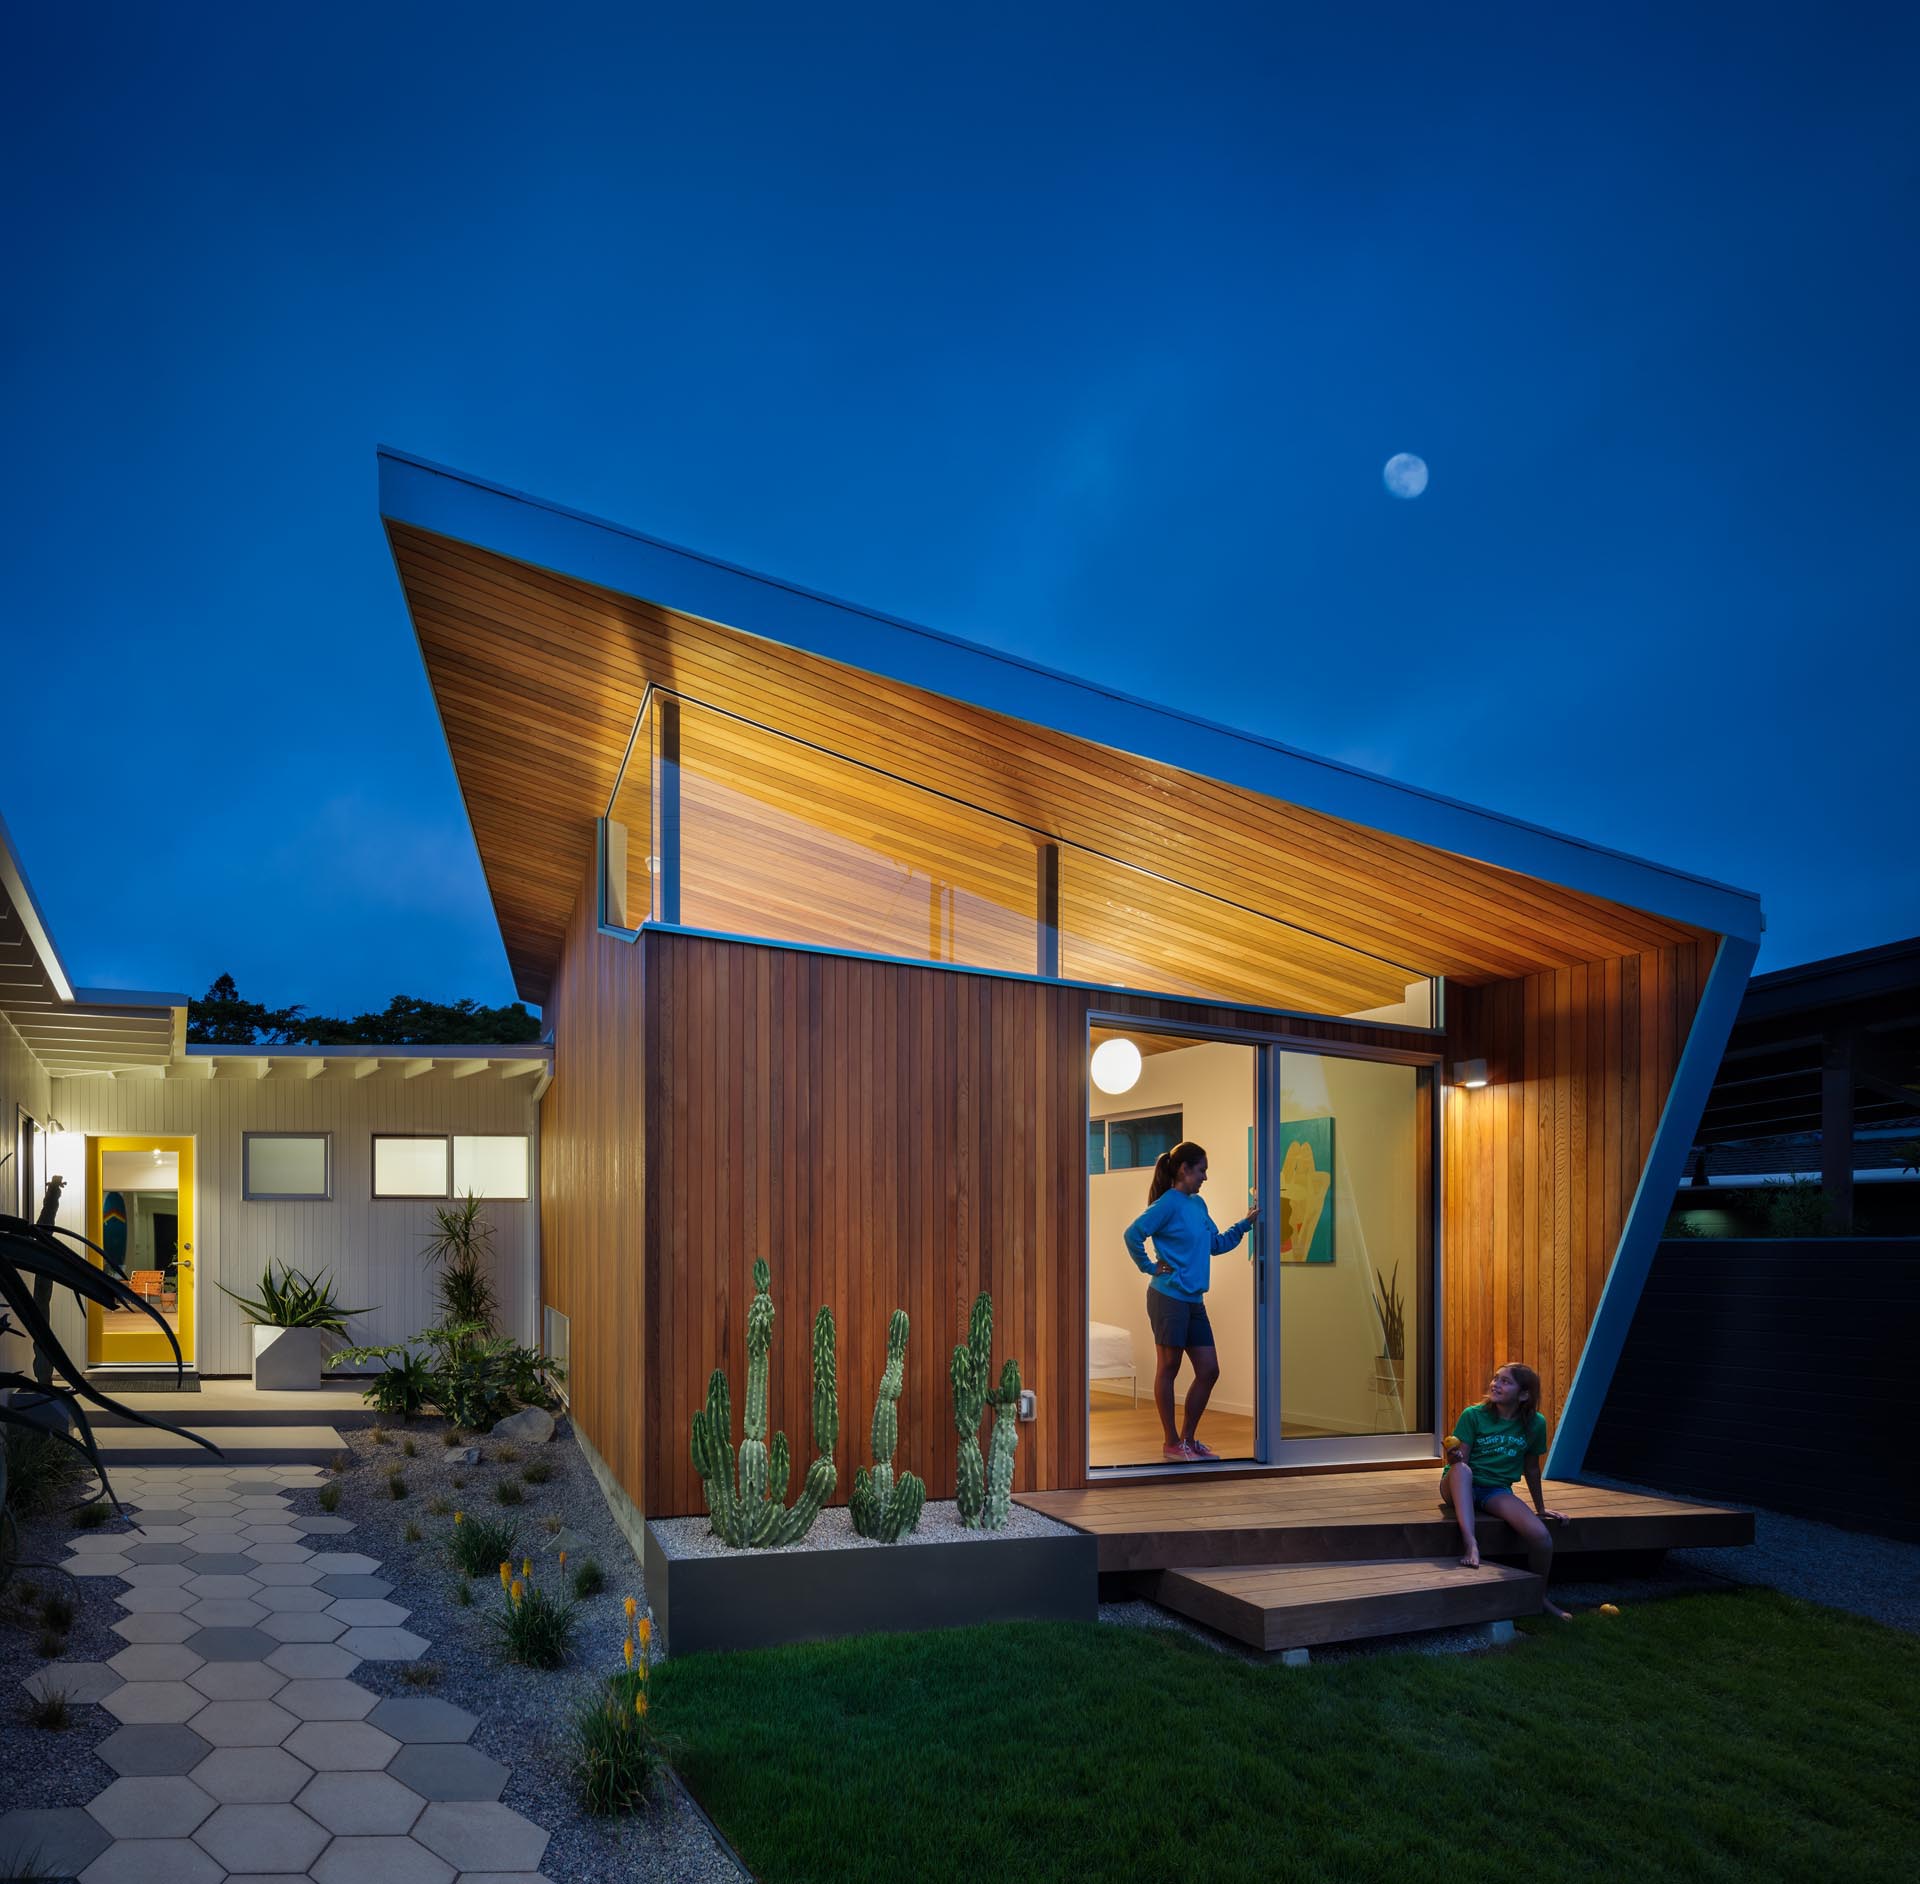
[445,1446,481,1466]
[489,1406,554,1445]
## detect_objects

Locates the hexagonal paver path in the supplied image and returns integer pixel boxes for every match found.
[6,1459,552,1884]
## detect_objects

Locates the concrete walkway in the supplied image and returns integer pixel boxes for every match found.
[1,1461,553,1882]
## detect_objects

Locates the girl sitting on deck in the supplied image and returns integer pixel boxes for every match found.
[1443,1362,1573,1619]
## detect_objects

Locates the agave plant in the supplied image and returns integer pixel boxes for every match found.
[2,1177,217,1582]
[218,1263,369,1334]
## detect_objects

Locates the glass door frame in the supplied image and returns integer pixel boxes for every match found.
[1085,1011,1443,1476]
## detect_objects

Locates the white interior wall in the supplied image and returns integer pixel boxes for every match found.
[1087,1041,1258,1415]
[45,1068,542,1373]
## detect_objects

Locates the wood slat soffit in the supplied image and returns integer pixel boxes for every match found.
[387,523,1712,1007]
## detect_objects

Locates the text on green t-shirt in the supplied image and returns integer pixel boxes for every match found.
[1447,1403,1549,1489]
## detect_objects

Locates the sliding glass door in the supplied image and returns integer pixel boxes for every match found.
[1269,1052,1433,1454]
[1086,1020,1436,1473]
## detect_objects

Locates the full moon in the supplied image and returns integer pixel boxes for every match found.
[1383,452,1429,499]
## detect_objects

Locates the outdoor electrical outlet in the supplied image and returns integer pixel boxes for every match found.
[1018,1388,1036,1422]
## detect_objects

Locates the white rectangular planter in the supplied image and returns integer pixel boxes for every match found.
[251,1324,330,1391]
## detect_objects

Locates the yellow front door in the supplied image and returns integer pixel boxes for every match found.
[88,1136,195,1368]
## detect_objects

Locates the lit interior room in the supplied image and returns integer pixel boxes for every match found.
[95,1146,182,1340]
[1085,1026,1431,1469]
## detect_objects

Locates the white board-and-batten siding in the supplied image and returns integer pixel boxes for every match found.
[46,1065,542,1375]
[2,1011,56,1375]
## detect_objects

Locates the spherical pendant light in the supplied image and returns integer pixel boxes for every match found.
[1090,1037,1143,1096]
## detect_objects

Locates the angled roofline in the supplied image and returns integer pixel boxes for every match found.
[1,808,78,1002]
[378,448,1764,944]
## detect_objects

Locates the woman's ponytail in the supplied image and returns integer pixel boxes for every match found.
[1147,1140,1208,1205]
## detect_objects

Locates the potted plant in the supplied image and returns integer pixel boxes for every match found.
[220,1264,371,1391]
[1371,1262,1406,1415]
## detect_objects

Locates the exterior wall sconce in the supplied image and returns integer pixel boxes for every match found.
[1451,1058,1489,1089]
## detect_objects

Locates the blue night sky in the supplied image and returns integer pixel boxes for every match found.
[3,3,1915,1015]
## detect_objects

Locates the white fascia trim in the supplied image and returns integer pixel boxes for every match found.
[378,449,1764,944]
[71,987,192,1011]
[0,809,77,1003]
[182,1043,552,1062]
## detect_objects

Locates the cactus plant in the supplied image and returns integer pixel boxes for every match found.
[851,1309,926,1542]
[985,1356,1022,1530]
[689,1258,838,1548]
[950,1290,1020,1529]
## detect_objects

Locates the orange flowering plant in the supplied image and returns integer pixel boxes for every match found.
[568,1601,663,1815]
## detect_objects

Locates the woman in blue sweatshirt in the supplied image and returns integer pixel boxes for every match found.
[1123,1140,1258,1462]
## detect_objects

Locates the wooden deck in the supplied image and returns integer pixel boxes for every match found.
[1017,1466,1753,1573]
[1147,1558,1541,1654]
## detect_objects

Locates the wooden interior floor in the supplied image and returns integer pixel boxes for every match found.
[1088,1400,1258,1467]
[1019,1466,1754,1572]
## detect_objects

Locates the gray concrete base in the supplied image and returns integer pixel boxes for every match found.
[645,1521,1098,1656]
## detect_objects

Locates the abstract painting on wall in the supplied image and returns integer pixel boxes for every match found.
[1277,1118,1334,1264]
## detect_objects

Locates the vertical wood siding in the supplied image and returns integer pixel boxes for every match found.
[45,1069,542,1374]
[626,928,1422,1519]
[1442,937,1718,1436]
[537,884,648,1510]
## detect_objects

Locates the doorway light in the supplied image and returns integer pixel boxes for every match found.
[1091,1037,1143,1096]
[1451,1058,1489,1089]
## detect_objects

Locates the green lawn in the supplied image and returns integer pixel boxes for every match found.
[657,1590,1916,1884]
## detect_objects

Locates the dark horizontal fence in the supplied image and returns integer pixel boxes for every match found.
[1588,1239,1920,1542]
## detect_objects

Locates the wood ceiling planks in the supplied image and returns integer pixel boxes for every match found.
[390,524,1709,1008]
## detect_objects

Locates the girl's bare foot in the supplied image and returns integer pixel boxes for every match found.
[1459,1547,1481,1569]
[1544,1597,1572,1620]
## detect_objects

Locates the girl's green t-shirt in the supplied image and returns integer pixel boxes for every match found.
[1447,1404,1549,1489]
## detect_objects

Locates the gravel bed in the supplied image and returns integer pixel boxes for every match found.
[1583,1474,1920,1635]
[288,1414,744,1883]
[0,1494,132,1814]
[651,1495,1073,1558]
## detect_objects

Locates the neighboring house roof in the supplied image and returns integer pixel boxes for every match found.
[378,449,1763,1007]
[1694,934,1920,1145]
[1,811,186,1075]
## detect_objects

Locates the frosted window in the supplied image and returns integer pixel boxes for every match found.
[453,1135,529,1200]
[244,1134,330,1201]
[373,1136,449,1198]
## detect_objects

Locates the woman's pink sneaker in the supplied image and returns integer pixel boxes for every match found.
[1161,1442,1196,1462]
[1185,1438,1220,1460]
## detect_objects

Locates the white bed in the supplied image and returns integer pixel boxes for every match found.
[1089,1319,1138,1407]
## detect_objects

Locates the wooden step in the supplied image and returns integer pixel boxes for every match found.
[1144,1556,1542,1654]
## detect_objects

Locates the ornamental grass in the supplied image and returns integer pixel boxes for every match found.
[570,1605,661,1813]
[490,1560,578,1670]
[447,1509,518,1579]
